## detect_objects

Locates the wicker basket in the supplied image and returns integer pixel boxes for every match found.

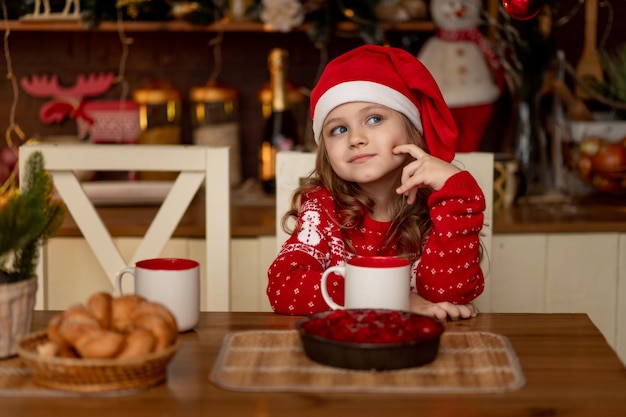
[0,277,37,358]
[16,331,180,393]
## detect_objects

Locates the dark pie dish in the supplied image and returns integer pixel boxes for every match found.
[296,309,444,371]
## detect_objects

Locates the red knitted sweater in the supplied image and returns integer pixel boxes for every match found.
[267,170,486,315]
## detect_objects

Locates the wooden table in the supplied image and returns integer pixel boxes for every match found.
[3,312,626,416]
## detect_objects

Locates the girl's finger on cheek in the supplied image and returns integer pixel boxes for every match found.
[394,144,423,159]
[392,145,406,155]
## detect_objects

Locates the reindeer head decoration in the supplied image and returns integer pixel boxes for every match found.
[20,73,116,126]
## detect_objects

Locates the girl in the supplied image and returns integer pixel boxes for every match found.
[267,44,486,321]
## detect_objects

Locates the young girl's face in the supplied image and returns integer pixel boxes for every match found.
[321,102,409,187]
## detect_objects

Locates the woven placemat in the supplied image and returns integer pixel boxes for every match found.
[210,330,525,394]
[0,355,67,397]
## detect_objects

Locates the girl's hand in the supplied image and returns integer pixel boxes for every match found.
[409,293,477,322]
[393,144,461,204]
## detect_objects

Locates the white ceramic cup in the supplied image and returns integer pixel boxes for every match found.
[114,258,200,332]
[321,256,411,311]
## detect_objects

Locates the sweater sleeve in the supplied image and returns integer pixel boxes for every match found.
[414,170,486,304]
[266,191,345,315]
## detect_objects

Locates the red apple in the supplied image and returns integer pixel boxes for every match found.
[591,143,626,173]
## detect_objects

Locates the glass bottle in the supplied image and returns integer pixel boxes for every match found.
[258,48,301,194]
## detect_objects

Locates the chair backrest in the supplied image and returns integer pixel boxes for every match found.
[275,151,318,251]
[19,143,231,311]
[275,151,494,310]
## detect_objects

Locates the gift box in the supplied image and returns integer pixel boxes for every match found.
[76,100,141,144]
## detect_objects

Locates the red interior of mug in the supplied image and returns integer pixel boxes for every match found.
[135,258,199,271]
[348,256,410,268]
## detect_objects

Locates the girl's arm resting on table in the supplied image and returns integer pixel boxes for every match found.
[266,249,338,315]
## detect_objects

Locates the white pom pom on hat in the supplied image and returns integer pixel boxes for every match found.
[310,44,458,162]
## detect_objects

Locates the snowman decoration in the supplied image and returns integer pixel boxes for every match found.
[418,0,504,152]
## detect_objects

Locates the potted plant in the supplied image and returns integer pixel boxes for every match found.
[0,150,65,358]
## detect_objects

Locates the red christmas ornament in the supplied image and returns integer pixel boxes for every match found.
[502,0,544,20]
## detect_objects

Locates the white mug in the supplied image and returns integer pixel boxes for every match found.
[115,258,200,332]
[321,256,411,311]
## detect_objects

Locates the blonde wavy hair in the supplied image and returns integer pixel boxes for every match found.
[281,114,433,262]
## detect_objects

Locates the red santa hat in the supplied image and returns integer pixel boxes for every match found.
[310,44,458,162]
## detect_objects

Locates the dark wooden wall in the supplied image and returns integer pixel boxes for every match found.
[1,0,625,181]
[0,28,417,180]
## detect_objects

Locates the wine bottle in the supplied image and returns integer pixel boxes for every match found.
[259,48,301,195]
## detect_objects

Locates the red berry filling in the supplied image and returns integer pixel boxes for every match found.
[300,309,443,344]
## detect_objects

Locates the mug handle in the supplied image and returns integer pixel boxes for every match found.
[114,267,135,297]
[320,266,345,310]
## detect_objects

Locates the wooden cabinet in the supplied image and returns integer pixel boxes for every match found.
[618,235,626,366]
[491,233,625,365]
[490,234,547,313]
[229,236,275,312]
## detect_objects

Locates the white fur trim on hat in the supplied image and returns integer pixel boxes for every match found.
[312,80,423,144]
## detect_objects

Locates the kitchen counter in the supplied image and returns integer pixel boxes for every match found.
[55,191,626,238]
[494,192,626,233]
[55,196,276,238]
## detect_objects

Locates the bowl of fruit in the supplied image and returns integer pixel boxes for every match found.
[570,135,626,194]
[560,118,626,195]
[296,309,444,371]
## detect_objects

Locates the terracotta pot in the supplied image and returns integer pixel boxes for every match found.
[0,276,37,358]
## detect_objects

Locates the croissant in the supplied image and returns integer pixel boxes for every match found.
[40,292,178,360]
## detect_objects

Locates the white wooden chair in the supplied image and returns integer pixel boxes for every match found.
[275,151,494,311]
[275,151,318,250]
[19,143,230,311]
